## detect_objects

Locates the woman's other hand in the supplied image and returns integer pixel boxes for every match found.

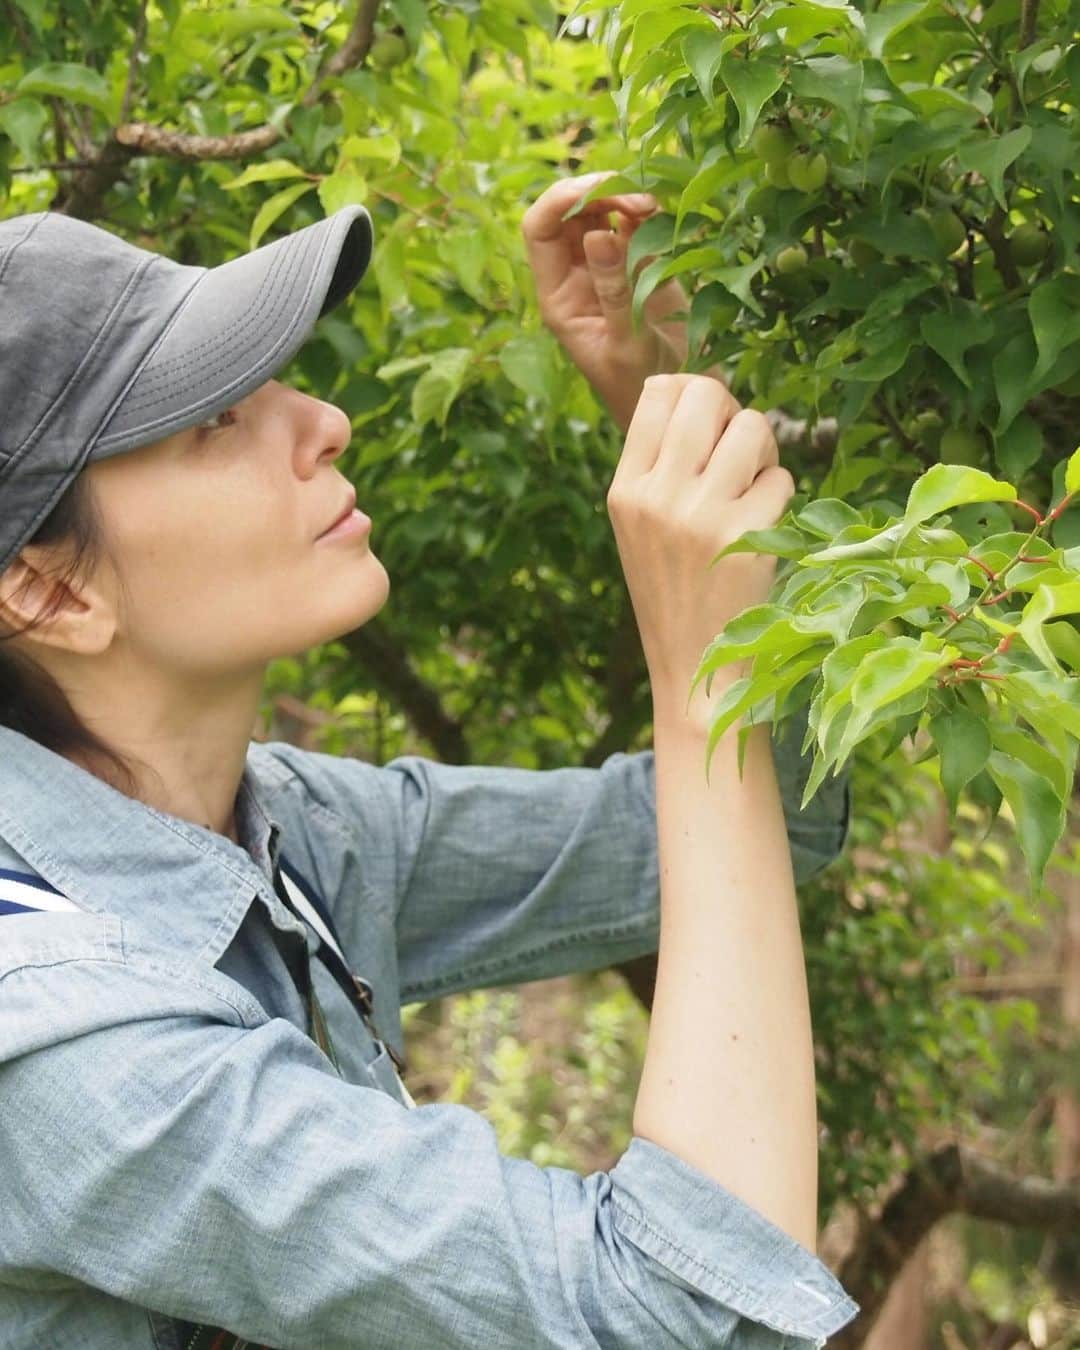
[522,172,691,433]
[606,374,795,722]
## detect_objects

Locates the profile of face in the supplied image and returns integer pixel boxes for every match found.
[55,378,389,679]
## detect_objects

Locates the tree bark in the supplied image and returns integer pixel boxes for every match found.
[832,1147,1080,1348]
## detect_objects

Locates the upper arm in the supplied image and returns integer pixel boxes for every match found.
[1,958,857,1349]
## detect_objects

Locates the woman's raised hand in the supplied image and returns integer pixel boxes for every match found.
[606,375,795,719]
[521,172,691,433]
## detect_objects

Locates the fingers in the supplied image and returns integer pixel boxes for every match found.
[702,409,780,499]
[730,464,797,533]
[654,378,742,479]
[582,226,634,344]
[617,374,701,480]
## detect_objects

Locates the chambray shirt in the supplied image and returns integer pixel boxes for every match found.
[0,718,858,1349]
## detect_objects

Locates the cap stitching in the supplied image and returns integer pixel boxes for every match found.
[94,210,352,450]
[8,257,154,472]
[113,240,302,414]
[118,227,306,397]
[0,212,46,292]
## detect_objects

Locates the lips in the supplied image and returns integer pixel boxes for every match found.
[320,488,357,537]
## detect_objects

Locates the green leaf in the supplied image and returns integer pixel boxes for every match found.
[787,56,863,142]
[995,414,1044,481]
[249,182,317,249]
[1002,669,1080,737]
[903,464,1017,529]
[794,498,864,538]
[848,638,956,718]
[1018,582,1080,674]
[703,649,826,767]
[0,97,48,163]
[681,28,725,108]
[920,306,993,390]
[929,707,991,812]
[991,724,1072,800]
[954,127,1032,212]
[437,227,490,304]
[987,749,1066,890]
[317,169,367,215]
[863,1,927,57]
[1067,447,1080,497]
[410,347,472,428]
[718,50,784,146]
[816,633,890,750]
[803,521,968,564]
[715,525,811,560]
[1029,279,1080,386]
[222,159,309,190]
[498,333,561,403]
[17,62,117,118]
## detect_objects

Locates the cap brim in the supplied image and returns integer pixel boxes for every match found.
[92,205,373,457]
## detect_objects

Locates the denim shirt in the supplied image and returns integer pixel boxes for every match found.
[0,718,858,1349]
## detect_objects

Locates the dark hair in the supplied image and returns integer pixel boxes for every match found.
[0,472,139,795]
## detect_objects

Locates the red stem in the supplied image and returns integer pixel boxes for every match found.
[1012,499,1044,524]
[963,554,997,579]
[1048,492,1075,523]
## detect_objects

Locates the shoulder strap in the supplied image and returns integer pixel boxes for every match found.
[0,867,80,917]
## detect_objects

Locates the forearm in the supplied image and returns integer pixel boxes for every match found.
[632,690,819,1251]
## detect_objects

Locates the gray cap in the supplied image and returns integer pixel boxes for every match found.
[0,205,374,578]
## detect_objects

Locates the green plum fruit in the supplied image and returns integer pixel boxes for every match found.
[786,150,828,194]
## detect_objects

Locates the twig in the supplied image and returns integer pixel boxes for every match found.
[10,159,102,173]
[1019,0,1040,48]
[120,0,149,124]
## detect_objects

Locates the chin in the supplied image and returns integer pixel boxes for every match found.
[328,558,391,641]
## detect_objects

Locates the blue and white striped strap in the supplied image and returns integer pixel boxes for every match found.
[0,867,81,917]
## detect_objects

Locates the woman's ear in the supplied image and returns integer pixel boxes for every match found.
[0,546,117,656]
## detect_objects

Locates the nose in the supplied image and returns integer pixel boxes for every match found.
[293,390,352,478]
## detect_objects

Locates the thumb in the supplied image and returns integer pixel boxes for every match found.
[583,229,635,343]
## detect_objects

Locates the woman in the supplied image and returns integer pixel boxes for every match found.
[0,178,856,1348]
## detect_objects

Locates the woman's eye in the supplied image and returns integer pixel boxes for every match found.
[197,407,238,434]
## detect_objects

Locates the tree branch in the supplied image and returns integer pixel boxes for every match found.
[319,0,382,83]
[832,1145,1080,1348]
[340,620,470,765]
[54,0,384,215]
[766,409,839,456]
[113,121,283,161]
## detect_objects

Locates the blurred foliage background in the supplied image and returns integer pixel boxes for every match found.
[1,0,1077,1343]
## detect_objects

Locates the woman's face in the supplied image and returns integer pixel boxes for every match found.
[83,378,389,676]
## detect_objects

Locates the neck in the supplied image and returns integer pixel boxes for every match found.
[60,660,268,843]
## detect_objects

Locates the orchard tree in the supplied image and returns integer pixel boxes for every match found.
[2,0,1078,1340]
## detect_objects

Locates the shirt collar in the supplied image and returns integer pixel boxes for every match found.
[0,725,290,964]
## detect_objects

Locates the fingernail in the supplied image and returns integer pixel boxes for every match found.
[587,232,621,267]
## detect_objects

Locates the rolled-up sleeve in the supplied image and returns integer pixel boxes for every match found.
[259,702,851,1004]
[0,959,857,1349]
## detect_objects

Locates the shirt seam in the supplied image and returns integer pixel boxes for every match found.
[611,1194,847,1339]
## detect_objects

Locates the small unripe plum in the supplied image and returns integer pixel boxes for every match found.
[751,123,795,165]
[911,409,943,442]
[1009,221,1050,267]
[929,208,966,255]
[775,244,809,275]
[939,428,982,465]
[848,238,880,267]
[786,150,828,194]
[368,33,409,69]
[764,158,791,189]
